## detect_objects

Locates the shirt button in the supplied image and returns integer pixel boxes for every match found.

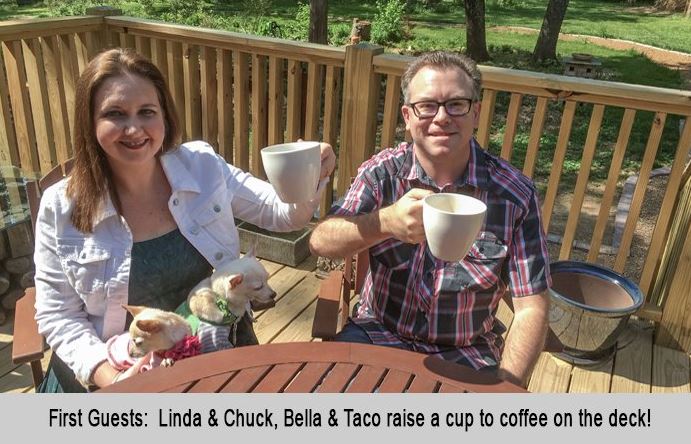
[214,252,223,261]
[172,198,179,206]
[213,204,221,213]
[189,224,200,235]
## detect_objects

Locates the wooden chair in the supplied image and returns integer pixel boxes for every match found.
[312,250,563,353]
[11,159,74,388]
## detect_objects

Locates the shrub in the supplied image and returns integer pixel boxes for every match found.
[371,0,407,45]
[329,22,352,46]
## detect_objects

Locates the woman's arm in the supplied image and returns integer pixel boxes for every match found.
[228,143,336,232]
[33,187,109,386]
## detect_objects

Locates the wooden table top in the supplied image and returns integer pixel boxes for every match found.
[99,342,525,393]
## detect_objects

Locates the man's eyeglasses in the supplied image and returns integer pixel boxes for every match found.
[407,98,474,118]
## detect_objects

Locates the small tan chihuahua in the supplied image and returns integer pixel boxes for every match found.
[187,249,277,324]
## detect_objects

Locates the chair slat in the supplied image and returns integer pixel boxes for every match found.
[500,92,523,162]
[559,104,604,260]
[614,112,666,272]
[588,108,636,262]
[542,100,577,232]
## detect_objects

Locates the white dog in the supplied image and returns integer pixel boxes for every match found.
[181,249,277,353]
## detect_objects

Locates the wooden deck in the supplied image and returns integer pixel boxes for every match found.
[0,255,689,393]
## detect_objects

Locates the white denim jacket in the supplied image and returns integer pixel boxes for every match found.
[34,141,325,384]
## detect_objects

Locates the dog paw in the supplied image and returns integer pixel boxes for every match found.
[161,358,175,367]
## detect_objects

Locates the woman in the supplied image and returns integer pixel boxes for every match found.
[33,48,336,392]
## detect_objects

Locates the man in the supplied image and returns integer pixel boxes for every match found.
[309,51,551,387]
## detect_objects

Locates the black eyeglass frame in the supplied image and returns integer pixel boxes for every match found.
[406,98,476,118]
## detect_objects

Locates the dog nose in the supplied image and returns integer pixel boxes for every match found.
[269,291,277,300]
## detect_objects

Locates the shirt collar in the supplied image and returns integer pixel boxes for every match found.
[396,138,489,191]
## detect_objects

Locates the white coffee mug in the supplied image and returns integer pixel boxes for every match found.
[423,193,487,262]
[261,141,321,203]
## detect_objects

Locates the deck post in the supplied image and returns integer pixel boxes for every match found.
[86,6,122,51]
[655,158,691,352]
[336,42,383,198]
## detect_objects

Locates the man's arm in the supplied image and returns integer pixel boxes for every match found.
[309,188,434,259]
[497,291,550,388]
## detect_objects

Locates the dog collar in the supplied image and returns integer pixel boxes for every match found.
[175,295,241,333]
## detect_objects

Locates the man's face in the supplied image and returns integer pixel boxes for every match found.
[401,66,480,161]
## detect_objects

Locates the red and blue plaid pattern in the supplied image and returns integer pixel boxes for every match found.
[331,140,551,370]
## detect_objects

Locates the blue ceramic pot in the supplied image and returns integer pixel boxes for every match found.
[548,261,644,364]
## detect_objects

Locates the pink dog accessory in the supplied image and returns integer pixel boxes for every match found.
[155,335,201,361]
[105,334,201,373]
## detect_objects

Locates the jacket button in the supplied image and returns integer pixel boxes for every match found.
[213,204,221,213]
[172,198,179,206]
[214,252,223,261]
[189,224,200,235]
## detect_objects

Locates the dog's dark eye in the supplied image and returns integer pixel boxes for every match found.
[134,338,144,345]
[254,284,264,291]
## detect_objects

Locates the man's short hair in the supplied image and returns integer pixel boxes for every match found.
[401,51,482,103]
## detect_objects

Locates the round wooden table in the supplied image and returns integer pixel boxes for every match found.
[98,342,526,393]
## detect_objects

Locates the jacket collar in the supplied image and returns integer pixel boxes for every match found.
[91,148,201,228]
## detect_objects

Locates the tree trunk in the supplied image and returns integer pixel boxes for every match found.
[463,0,490,62]
[686,0,691,18]
[309,0,328,44]
[532,0,570,63]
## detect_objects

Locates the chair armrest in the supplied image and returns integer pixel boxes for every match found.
[11,287,45,365]
[312,271,346,340]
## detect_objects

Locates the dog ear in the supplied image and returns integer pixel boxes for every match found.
[123,304,145,317]
[228,273,244,289]
[136,319,162,334]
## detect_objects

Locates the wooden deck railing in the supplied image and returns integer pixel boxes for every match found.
[1,13,690,351]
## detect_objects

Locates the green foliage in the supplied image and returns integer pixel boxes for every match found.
[371,0,407,45]
[46,0,119,16]
[241,0,273,16]
[282,2,311,41]
[329,22,352,46]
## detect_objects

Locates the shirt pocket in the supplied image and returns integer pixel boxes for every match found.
[192,189,237,251]
[439,232,508,293]
[57,241,111,316]
[463,232,508,291]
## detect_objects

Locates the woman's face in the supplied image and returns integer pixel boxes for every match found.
[92,72,165,171]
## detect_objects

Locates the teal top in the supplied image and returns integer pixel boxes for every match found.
[127,228,213,323]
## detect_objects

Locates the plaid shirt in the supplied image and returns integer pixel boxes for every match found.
[330,140,551,370]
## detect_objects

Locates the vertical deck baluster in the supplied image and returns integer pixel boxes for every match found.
[233,50,250,171]
[522,97,549,178]
[304,62,323,141]
[380,74,401,151]
[251,54,267,177]
[476,89,496,149]
[200,46,218,150]
[614,112,667,272]
[541,100,577,233]
[286,59,303,142]
[500,92,523,162]
[559,104,604,260]
[217,49,234,163]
